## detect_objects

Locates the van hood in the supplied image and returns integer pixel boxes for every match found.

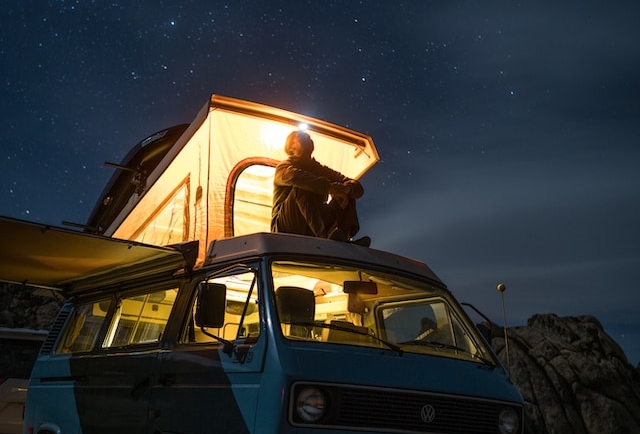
[287,344,522,404]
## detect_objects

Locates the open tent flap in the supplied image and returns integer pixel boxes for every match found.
[0,216,193,296]
[101,94,380,264]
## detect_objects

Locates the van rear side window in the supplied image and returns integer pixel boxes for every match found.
[56,301,109,353]
[103,289,178,347]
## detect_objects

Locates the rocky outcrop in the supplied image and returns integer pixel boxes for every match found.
[491,314,640,434]
[0,283,59,329]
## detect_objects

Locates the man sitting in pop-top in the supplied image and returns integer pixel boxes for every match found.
[271,130,370,247]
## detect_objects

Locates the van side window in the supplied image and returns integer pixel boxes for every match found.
[182,269,260,343]
[103,288,178,348]
[55,300,110,354]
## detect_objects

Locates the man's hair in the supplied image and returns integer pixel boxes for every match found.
[285,130,314,156]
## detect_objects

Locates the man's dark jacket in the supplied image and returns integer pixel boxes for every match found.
[271,156,363,236]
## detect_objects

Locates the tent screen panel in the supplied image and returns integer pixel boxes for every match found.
[233,164,275,236]
[131,179,189,245]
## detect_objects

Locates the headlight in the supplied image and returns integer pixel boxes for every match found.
[295,386,327,422]
[498,407,520,434]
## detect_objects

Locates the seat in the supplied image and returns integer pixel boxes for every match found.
[325,320,371,344]
[275,286,315,338]
[416,317,437,340]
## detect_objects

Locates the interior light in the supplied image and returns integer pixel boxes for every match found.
[298,123,309,131]
[259,123,292,153]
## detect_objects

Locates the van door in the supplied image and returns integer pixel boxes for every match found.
[79,349,158,433]
[77,286,179,434]
[150,266,266,433]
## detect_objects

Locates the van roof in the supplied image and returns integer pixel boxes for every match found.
[204,232,443,286]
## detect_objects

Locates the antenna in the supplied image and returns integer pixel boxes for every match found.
[497,282,510,373]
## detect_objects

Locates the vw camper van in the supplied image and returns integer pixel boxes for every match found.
[0,95,523,433]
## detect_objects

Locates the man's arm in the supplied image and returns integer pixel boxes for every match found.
[312,160,364,199]
[274,160,332,194]
[275,158,364,199]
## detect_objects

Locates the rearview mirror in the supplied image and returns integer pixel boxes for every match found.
[196,283,226,328]
[344,281,377,294]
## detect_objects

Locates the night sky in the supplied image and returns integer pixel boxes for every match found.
[2,1,639,364]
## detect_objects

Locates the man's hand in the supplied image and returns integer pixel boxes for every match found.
[329,183,351,209]
[332,193,349,209]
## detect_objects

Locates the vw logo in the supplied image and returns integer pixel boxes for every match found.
[420,404,436,423]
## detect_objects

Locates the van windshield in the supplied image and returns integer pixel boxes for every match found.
[271,260,493,364]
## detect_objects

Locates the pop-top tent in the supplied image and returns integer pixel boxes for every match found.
[85,94,380,264]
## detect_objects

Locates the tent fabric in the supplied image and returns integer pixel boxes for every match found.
[106,95,380,265]
[0,216,186,294]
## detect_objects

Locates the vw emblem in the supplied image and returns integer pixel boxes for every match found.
[420,404,436,423]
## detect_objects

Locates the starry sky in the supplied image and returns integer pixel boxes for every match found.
[2,1,640,364]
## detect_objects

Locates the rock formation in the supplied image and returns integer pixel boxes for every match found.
[0,283,59,329]
[491,314,640,434]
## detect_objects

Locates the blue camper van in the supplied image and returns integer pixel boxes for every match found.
[1,95,523,433]
[0,216,523,434]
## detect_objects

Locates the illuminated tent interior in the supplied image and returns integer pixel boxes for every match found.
[88,94,380,264]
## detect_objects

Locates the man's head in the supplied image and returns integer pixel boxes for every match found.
[285,130,314,159]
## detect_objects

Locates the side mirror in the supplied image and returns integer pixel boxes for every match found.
[196,283,226,328]
[343,281,378,294]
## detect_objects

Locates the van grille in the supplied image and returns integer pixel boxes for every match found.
[290,382,521,434]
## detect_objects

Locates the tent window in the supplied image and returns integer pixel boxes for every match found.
[227,159,277,237]
[132,178,189,245]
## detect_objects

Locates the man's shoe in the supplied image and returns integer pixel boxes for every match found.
[350,236,371,247]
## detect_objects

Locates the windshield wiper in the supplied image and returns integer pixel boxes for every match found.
[287,321,404,356]
[399,340,495,367]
